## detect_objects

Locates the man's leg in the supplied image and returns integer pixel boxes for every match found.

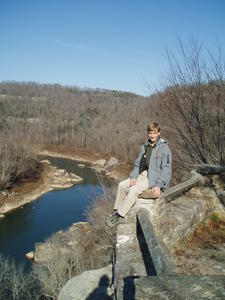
[117,171,148,217]
[114,178,130,210]
[106,178,131,227]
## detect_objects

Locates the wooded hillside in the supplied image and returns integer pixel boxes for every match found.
[0,82,156,162]
[0,41,224,189]
[0,72,225,190]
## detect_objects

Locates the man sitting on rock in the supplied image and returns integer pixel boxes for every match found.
[106,122,172,226]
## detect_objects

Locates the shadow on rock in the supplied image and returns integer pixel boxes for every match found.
[85,275,112,300]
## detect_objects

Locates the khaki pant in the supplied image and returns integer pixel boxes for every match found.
[114,170,149,217]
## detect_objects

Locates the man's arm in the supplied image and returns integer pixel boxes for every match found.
[129,144,145,181]
[155,144,172,191]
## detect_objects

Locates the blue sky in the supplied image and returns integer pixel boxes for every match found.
[0,0,225,95]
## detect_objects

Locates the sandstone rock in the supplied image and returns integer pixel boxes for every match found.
[93,159,106,167]
[25,251,34,260]
[78,163,85,168]
[58,265,113,300]
[115,169,225,298]
[51,170,83,190]
[51,183,73,189]
[106,157,118,171]
[136,179,225,278]
[55,168,66,174]
[41,159,51,165]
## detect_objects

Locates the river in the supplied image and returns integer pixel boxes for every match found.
[0,156,110,268]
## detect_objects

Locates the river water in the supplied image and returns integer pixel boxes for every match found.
[0,156,110,268]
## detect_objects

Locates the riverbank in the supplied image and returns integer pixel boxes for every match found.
[38,145,131,181]
[0,146,131,217]
[0,159,83,216]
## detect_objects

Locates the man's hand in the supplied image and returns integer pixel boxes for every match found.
[130,178,136,187]
[152,186,161,198]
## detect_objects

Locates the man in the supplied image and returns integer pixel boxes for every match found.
[107,122,172,226]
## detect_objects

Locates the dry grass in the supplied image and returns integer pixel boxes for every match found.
[185,213,225,249]
[175,213,225,255]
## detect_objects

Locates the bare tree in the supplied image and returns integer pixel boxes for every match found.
[0,255,41,300]
[0,255,10,299]
[161,37,225,166]
[8,262,27,300]
[0,144,16,190]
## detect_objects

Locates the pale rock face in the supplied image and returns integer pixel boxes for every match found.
[116,235,131,247]
[93,159,106,167]
[41,159,51,164]
[25,251,34,260]
[51,168,83,189]
[106,157,118,171]
[77,163,85,168]
[58,265,113,300]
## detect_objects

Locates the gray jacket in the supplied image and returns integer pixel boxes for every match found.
[130,138,172,191]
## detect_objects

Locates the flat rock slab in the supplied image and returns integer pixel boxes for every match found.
[93,159,106,167]
[132,275,225,300]
[58,265,113,300]
[115,214,147,276]
[115,213,156,299]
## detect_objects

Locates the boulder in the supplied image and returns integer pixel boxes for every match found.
[51,183,74,189]
[106,157,118,171]
[25,251,34,260]
[58,265,113,300]
[78,163,85,168]
[54,169,66,175]
[93,159,106,167]
[41,159,51,165]
[50,169,83,190]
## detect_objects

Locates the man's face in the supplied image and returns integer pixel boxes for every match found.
[148,130,160,143]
